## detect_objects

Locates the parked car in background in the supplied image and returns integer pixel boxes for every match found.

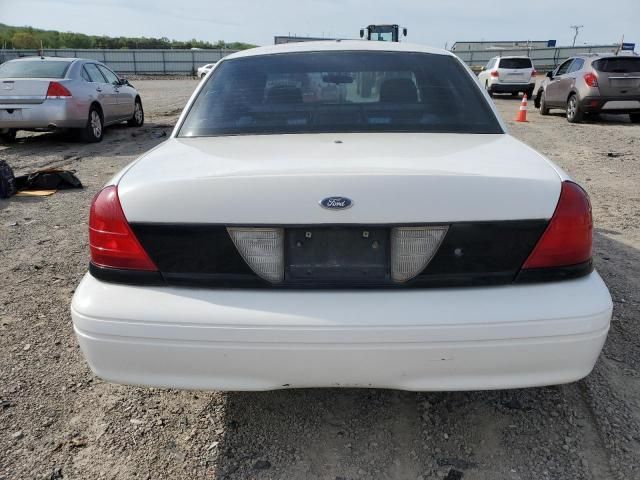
[0,57,144,143]
[72,41,611,392]
[197,63,215,78]
[535,54,640,123]
[478,56,536,98]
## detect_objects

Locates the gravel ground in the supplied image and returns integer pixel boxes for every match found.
[0,79,639,480]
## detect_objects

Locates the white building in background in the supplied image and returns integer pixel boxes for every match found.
[451,40,556,51]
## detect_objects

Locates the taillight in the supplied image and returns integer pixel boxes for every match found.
[46,81,72,98]
[522,182,592,269]
[531,69,537,77]
[490,70,499,78]
[89,186,157,271]
[584,72,598,87]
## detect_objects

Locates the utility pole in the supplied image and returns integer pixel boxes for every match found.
[570,25,583,47]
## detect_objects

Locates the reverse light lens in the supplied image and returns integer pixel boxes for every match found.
[391,226,448,282]
[522,182,592,269]
[46,81,72,98]
[89,186,157,271]
[228,227,284,283]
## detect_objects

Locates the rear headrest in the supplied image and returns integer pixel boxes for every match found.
[379,78,418,103]
[266,85,303,104]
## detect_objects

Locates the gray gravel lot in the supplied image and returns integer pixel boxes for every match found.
[0,79,639,480]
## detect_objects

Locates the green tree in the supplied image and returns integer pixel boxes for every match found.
[0,22,256,51]
[11,31,39,49]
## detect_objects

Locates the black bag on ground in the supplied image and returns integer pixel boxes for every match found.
[0,160,17,198]
[15,169,83,191]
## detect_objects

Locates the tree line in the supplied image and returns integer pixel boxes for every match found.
[0,23,255,50]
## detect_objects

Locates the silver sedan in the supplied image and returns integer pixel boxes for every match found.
[0,57,144,143]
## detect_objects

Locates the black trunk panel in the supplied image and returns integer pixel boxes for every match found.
[420,222,546,277]
[106,220,554,288]
[130,224,253,275]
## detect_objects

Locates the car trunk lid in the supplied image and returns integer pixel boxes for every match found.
[0,79,53,105]
[117,133,561,224]
[593,57,640,98]
[497,58,533,84]
[498,69,531,84]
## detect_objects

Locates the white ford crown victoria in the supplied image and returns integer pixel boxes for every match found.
[71,41,612,391]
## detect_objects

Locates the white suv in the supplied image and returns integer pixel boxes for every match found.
[478,56,536,98]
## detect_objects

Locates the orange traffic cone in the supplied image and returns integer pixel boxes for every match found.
[515,94,528,122]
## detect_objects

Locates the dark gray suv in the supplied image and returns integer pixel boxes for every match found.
[534,54,640,123]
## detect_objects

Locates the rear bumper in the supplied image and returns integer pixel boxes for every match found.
[0,99,87,129]
[580,96,640,114]
[489,82,536,93]
[71,272,612,391]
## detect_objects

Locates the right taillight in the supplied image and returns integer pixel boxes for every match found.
[584,72,598,87]
[522,181,592,269]
[46,81,72,98]
[89,186,157,271]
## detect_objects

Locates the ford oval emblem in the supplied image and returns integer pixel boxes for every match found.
[320,196,353,210]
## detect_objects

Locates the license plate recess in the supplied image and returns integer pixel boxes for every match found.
[285,227,389,283]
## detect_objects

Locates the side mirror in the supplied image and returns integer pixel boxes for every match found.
[403,28,408,37]
[359,29,365,39]
[546,71,553,79]
[481,66,486,71]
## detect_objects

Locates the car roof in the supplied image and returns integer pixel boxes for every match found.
[223,40,454,61]
[494,55,532,59]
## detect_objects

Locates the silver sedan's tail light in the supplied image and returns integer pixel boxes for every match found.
[391,226,448,282]
[227,227,284,283]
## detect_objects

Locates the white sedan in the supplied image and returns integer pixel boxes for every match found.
[196,63,215,79]
[71,41,612,391]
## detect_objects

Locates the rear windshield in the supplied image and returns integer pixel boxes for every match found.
[179,51,502,137]
[498,58,532,69]
[593,57,640,73]
[0,60,71,79]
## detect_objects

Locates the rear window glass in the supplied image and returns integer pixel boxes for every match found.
[498,58,532,69]
[0,60,71,78]
[179,51,502,137]
[593,57,640,73]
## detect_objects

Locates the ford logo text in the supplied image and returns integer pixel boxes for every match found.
[320,196,353,210]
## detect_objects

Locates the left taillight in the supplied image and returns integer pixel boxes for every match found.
[89,185,157,271]
[46,81,72,98]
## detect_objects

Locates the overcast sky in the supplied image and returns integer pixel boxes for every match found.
[1,0,638,48]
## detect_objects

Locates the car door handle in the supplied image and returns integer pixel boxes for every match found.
[96,87,102,92]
